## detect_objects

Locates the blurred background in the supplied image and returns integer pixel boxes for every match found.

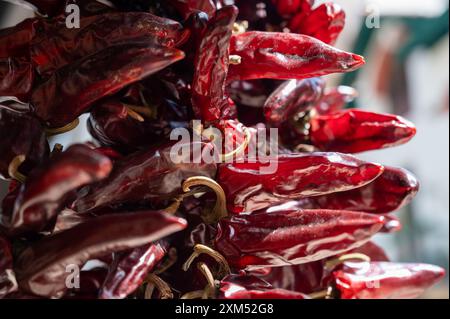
[1,0,449,298]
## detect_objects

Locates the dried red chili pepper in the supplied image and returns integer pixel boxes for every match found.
[15,210,187,298]
[0,18,40,58]
[0,235,18,298]
[332,262,445,299]
[168,0,217,19]
[18,0,67,16]
[65,268,109,299]
[74,142,217,215]
[271,0,314,18]
[297,166,420,215]
[309,109,417,153]
[218,153,384,214]
[0,57,35,102]
[31,43,185,128]
[0,108,49,181]
[264,78,325,127]
[215,209,385,270]
[227,31,365,82]
[290,2,346,45]
[191,5,238,123]
[314,86,358,115]
[31,12,186,76]
[100,243,167,299]
[1,144,112,236]
[220,280,309,299]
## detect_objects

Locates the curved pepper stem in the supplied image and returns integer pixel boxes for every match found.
[325,253,371,271]
[8,155,26,183]
[145,274,174,300]
[197,262,217,299]
[45,118,80,136]
[182,176,228,224]
[182,244,231,277]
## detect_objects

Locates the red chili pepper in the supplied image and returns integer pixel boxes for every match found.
[15,210,187,298]
[218,153,384,214]
[0,108,49,181]
[100,243,167,299]
[228,31,365,82]
[31,12,186,77]
[215,209,385,270]
[1,144,112,236]
[297,166,420,215]
[309,109,417,153]
[74,142,217,215]
[168,0,217,19]
[65,268,109,299]
[314,86,358,115]
[271,0,314,17]
[0,18,39,58]
[0,235,18,298]
[31,43,185,128]
[290,2,346,45]
[264,78,325,127]
[332,262,445,299]
[220,281,309,299]
[191,5,238,123]
[19,0,67,16]
[0,57,35,102]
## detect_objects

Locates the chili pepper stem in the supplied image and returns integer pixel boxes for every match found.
[154,248,178,275]
[309,288,333,299]
[232,21,249,34]
[182,244,231,277]
[145,273,174,299]
[229,55,242,65]
[126,107,145,122]
[181,290,205,299]
[325,253,371,270]
[8,155,27,183]
[182,176,228,224]
[45,118,80,136]
[197,262,218,299]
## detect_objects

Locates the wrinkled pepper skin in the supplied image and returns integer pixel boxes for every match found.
[314,86,358,115]
[333,262,445,299]
[310,109,417,153]
[0,236,18,298]
[228,31,365,82]
[1,144,112,236]
[191,5,238,123]
[218,153,384,214]
[100,243,167,299]
[290,2,346,45]
[74,142,217,214]
[264,78,325,127]
[297,167,420,214]
[31,12,185,76]
[0,108,49,181]
[0,57,35,102]
[271,0,313,18]
[15,210,187,298]
[215,209,385,270]
[220,283,309,299]
[0,18,39,58]
[31,43,185,128]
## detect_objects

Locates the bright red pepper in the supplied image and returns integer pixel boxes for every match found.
[215,209,385,270]
[310,109,417,153]
[228,31,365,82]
[314,86,358,115]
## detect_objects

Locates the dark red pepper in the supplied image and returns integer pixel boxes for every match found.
[332,262,445,299]
[0,235,17,298]
[0,18,39,58]
[168,0,217,19]
[0,108,49,181]
[1,144,112,236]
[15,210,187,298]
[218,153,384,214]
[0,57,35,102]
[31,43,185,128]
[228,31,365,82]
[191,5,238,123]
[215,209,385,270]
[309,109,417,153]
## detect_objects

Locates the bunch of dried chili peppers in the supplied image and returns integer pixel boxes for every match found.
[0,0,445,300]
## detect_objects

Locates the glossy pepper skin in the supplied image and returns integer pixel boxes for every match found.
[215,209,385,270]
[191,5,238,124]
[74,142,217,214]
[314,86,358,115]
[220,282,309,299]
[309,109,417,153]
[264,78,325,127]
[100,243,167,299]
[31,12,185,77]
[297,166,420,214]
[271,0,314,18]
[333,262,445,299]
[0,236,17,298]
[168,0,217,19]
[228,31,365,82]
[289,2,346,45]
[15,210,187,298]
[0,144,113,236]
[218,153,384,214]
[0,57,35,102]
[0,108,49,181]
[31,43,185,128]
